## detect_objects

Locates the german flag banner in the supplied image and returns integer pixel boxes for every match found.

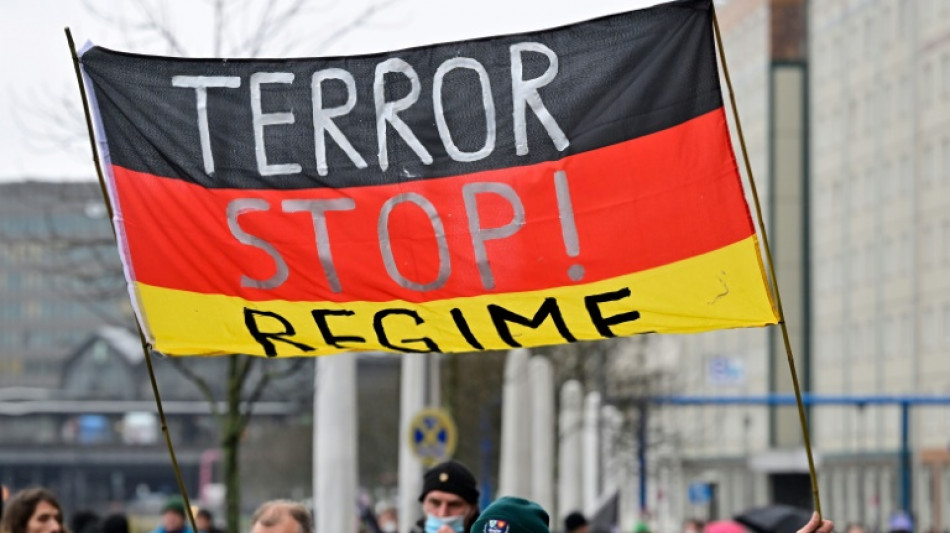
[78,0,777,357]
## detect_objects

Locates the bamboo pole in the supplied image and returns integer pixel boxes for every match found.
[710,5,823,518]
[65,28,201,533]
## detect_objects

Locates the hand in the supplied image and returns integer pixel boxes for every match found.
[797,512,834,533]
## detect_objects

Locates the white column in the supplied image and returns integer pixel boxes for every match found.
[428,352,441,406]
[601,404,622,498]
[558,380,584,521]
[314,354,357,533]
[530,356,555,515]
[618,456,639,533]
[399,354,426,533]
[500,348,532,497]
[583,391,601,515]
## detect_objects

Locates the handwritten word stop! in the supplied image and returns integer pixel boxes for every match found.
[226,170,583,294]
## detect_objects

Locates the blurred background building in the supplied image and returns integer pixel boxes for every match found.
[0,182,411,516]
[595,1,950,531]
[5,1,950,532]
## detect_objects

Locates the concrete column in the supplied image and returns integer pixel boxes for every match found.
[583,391,601,515]
[530,356,555,514]
[499,348,532,497]
[601,404,622,497]
[399,354,427,533]
[558,380,584,521]
[315,354,357,533]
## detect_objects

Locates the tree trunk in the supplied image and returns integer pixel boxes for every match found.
[224,355,243,533]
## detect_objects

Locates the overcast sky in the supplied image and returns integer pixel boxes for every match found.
[0,0,666,182]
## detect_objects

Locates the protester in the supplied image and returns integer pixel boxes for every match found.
[1,485,8,524]
[249,500,313,533]
[472,497,550,533]
[101,514,130,533]
[797,512,834,533]
[564,512,589,533]
[150,496,193,533]
[195,510,222,533]
[844,523,866,533]
[887,511,912,533]
[70,510,101,533]
[412,461,480,533]
[375,502,398,533]
[683,519,705,533]
[0,487,65,533]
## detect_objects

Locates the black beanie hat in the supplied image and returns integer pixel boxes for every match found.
[419,460,479,505]
[472,497,549,533]
[564,512,588,533]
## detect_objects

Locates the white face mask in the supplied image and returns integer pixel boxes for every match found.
[380,521,398,533]
[425,514,466,533]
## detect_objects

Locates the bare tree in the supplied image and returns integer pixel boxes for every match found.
[10,1,405,529]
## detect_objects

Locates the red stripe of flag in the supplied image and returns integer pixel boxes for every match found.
[114,108,752,303]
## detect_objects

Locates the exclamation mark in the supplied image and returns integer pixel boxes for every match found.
[554,170,585,281]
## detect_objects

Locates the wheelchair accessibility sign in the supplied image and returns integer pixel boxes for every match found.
[409,408,458,466]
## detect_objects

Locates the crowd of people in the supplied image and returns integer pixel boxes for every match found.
[0,461,835,533]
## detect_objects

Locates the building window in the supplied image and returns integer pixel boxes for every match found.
[881,83,891,125]
[900,313,912,354]
[942,54,950,100]
[923,64,934,108]
[852,246,864,285]
[923,144,935,186]
[922,225,935,268]
[882,160,896,198]
[943,219,950,262]
[903,75,913,117]
[942,138,950,184]
[923,308,937,349]
[901,231,914,274]
[885,318,898,356]
[899,154,911,196]
[884,237,896,277]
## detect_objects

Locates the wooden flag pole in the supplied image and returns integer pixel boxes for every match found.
[710,7,823,518]
[65,28,201,533]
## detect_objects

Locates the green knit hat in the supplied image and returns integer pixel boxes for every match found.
[162,495,186,516]
[472,497,549,533]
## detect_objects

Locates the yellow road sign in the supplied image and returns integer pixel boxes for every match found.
[408,408,457,467]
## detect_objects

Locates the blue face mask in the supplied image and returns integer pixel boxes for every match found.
[425,514,466,533]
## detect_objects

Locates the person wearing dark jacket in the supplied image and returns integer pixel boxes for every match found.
[69,510,100,533]
[195,510,222,533]
[101,514,130,533]
[564,512,589,533]
[410,461,480,533]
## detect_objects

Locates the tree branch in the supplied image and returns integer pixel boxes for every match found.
[312,0,401,54]
[239,357,307,427]
[168,358,223,423]
[133,0,188,55]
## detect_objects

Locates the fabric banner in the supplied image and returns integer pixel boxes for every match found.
[79,0,777,357]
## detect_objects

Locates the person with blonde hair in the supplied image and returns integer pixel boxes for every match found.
[249,500,313,533]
